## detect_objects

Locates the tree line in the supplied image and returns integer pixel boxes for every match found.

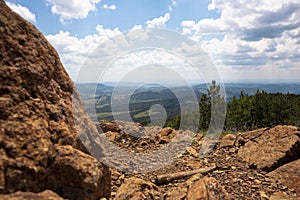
[166,81,300,132]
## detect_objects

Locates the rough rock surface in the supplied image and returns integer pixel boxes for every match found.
[47,145,111,200]
[187,177,230,200]
[102,122,300,199]
[268,159,300,196]
[270,192,300,200]
[0,0,110,199]
[0,190,64,200]
[114,177,160,200]
[238,126,300,171]
[219,133,236,149]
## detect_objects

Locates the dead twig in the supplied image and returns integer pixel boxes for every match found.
[155,164,217,184]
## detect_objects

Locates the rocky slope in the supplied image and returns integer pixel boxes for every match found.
[0,0,110,199]
[99,121,300,200]
[1,0,300,199]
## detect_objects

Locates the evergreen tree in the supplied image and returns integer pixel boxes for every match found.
[199,93,210,131]
[207,80,226,133]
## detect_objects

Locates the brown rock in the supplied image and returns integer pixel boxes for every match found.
[0,190,64,200]
[114,178,159,200]
[155,128,175,144]
[260,191,269,200]
[219,134,236,148]
[238,126,300,171]
[47,145,111,200]
[235,128,267,146]
[268,159,300,196]
[105,131,122,141]
[270,192,300,200]
[186,146,199,157]
[187,177,230,200]
[0,1,110,198]
[97,121,121,133]
[165,186,187,200]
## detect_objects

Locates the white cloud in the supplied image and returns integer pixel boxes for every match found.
[181,0,300,82]
[146,13,171,28]
[6,2,36,23]
[46,25,121,79]
[46,0,100,22]
[102,4,116,10]
[46,26,213,83]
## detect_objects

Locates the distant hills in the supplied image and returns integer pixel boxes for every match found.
[77,82,300,124]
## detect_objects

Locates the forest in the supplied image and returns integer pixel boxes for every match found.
[166,81,300,132]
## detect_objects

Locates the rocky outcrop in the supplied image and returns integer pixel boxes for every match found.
[238,126,300,171]
[100,122,300,199]
[268,159,300,196]
[0,0,110,199]
[0,190,64,200]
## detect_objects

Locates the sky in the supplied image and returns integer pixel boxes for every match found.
[4,0,300,83]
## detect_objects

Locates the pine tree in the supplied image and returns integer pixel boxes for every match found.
[207,80,226,134]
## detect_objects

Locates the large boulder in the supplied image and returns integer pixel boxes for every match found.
[0,0,110,199]
[47,145,111,199]
[238,126,300,171]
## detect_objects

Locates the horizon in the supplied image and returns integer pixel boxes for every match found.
[76,80,300,85]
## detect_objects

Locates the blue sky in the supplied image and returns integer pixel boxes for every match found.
[5,0,300,83]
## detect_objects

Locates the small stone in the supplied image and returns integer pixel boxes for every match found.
[165,186,187,200]
[187,177,230,200]
[111,170,121,181]
[115,180,122,186]
[186,147,199,158]
[251,184,260,189]
[232,178,242,183]
[254,179,261,184]
[219,134,236,148]
[115,178,159,200]
[260,191,269,200]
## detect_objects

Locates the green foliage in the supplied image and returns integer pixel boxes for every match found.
[199,93,210,131]
[225,91,300,131]
[166,81,300,132]
[166,80,226,133]
[165,115,181,129]
[207,80,226,133]
[165,110,199,131]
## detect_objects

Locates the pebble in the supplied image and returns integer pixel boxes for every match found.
[259,191,269,199]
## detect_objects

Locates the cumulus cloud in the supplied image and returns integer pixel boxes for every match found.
[6,2,36,23]
[102,4,116,10]
[181,0,300,81]
[46,0,100,22]
[146,13,171,28]
[46,25,121,79]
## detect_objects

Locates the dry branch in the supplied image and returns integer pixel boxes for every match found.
[155,164,217,184]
